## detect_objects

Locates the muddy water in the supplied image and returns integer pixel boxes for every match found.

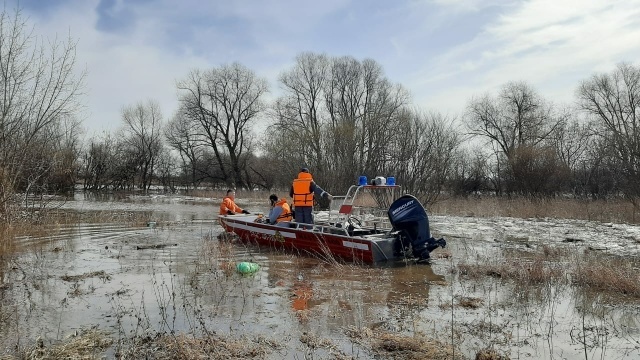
[1,194,639,359]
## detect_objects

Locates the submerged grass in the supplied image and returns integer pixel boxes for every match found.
[345,326,462,360]
[0,209,152,261]
[573,254,640,299]
[2,330,281,360]
[3,195,640,359]
[457,257,566,285]
[116,332,282,360]
[475,347,510,360]
[456,244,640,302]
[60,270,112,282]
[4,328,113,360]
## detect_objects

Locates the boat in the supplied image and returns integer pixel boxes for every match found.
[218,180,446,264]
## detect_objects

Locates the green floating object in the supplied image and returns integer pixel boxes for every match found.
[236,262,260,274]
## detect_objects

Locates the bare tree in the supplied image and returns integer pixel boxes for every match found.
[576,135,617,199]
[155,147,178,193]
[548,111,591,172]
[0,7,85,217]
[81,133,115,191]
[267,53,448,196]
[546,110,593,195]
[507,145,568,195]
[164,107,204,189]
[270,52,330,177]
[388,109,461,204]
[465,81,564,195]
[450,145,490,196]
[177,63,268,189]
[578,62,640,205]
[323,57,409,190]
[120,100,163,192]
[265,54,411,193]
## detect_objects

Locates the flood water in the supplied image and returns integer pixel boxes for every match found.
[1,193,640,359]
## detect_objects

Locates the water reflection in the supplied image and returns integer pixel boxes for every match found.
[1,194,639,359]
[385,263,445,307]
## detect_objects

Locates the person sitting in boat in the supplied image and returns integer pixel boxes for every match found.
[264,194,293,225]
[219,189,250,215]
[290,168,332,224]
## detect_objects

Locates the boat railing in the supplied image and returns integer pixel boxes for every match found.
[321,184,399,230]
[287,221,350,236]
[324,204,393,231]
[284,217,390,238]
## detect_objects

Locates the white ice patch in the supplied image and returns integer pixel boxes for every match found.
[430,215,640,257]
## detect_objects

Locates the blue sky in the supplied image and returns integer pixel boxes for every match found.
[11,0,640,135]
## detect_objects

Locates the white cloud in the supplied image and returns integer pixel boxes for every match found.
[428,0,510,13]
[12,0,640,137]
[24,0,212,136]
[410,0,640,115]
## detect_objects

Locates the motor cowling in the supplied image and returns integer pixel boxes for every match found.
[387,194,446,261]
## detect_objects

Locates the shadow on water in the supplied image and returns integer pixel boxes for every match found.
[0,193,639,359]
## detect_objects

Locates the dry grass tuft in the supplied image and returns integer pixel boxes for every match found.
[573,256,640,298]
[1,222,37,256]
[299,332,336,350]
[457,246,566,286]
[10,328,113,360]
[429,279,449,286]
[345,326,461,360]
[217,231,239,242]
[6,328,283,359]
[117,333,282,359]
[60,270,111,282]
[458,296,483,309]
[457,244,640,304]
[373,332,458,360]
[432,196,640,224]
[475,347,510,360]
[1,208,153,259]
[41,209,153,227]
[541,244,569,258]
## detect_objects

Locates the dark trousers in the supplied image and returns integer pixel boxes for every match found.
[294,206,313,224]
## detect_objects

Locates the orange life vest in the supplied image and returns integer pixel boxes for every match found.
[219,196,242,215]
[275,199,293,222]
[292,172,314,207]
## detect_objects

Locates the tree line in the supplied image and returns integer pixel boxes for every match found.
[1,7,640,222]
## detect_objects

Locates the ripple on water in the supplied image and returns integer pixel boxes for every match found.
[1,196,639,359]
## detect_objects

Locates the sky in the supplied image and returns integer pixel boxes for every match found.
[9,0,640,136]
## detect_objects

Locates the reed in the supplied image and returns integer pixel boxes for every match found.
[432,196,640,224]
[161,333,278,359]
[573,254,640,298]
[10,328,113,360]
[475,347,510,360]
[456,244,640,303]
[457,258,565,286]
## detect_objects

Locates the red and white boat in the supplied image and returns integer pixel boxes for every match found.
[219,181,446,264]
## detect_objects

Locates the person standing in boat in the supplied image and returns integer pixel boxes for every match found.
[219,189,250,215]
[290,168,332,224]
[265,194,293,225]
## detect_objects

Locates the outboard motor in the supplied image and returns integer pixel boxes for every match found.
[388,195,446,262]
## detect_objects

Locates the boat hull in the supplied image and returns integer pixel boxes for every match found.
[219,215,397,264]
